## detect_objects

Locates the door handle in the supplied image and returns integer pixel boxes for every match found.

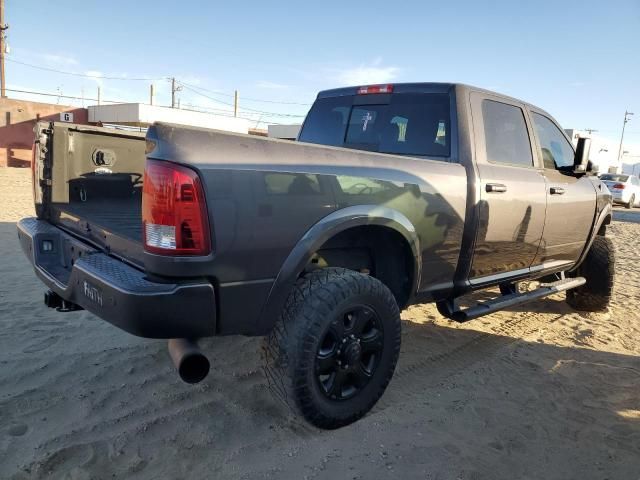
[485,183,507,193]
[550,187,565,195]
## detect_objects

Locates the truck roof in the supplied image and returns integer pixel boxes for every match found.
[316,82,550,117]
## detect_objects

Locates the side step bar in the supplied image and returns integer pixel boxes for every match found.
[437,277,586,323]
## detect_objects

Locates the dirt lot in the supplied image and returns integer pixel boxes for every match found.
[1,167,639,479]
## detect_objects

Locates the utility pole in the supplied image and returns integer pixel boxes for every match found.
[0,0,8,98]
[150,84,154,105]
[171,77,176,108]
[170,77,182,108]
[97,86,101,105]
[617,110,634,171]
[234,90,239,117]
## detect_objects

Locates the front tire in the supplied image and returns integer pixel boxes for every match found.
[566,235,615,311]
[263,268,401,429]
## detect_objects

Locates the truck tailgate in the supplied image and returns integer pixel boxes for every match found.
[34,122,147,265]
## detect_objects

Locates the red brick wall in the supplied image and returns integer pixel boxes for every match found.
[0,98,88,167]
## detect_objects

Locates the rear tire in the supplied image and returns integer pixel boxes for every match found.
[263,268,401,429]
[566,235,615,312]
[626,195,635,209]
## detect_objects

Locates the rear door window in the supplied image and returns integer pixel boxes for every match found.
[299,93,451,158]
[481,100,534,167]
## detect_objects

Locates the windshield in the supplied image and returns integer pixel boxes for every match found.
[600,174,629,182]
[298,93,451,158]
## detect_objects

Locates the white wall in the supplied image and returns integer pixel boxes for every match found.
[565,129,617,174]
[268,124,302,140]
[88,103,250,134]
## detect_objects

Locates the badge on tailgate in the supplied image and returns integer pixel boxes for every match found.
[83,280,103,307]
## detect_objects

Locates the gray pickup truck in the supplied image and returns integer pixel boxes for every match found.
[19,83,614,429]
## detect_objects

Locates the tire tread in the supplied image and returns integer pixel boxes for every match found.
[566,235,615,311]
[262,268,401,429]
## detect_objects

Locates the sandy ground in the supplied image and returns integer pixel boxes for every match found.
[1,167,639,480]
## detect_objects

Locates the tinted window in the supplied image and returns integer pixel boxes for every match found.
[299,93,451,158]
[482,100,533,167]
[600,174,629,182]
[531,113,575,170]
[297,96,349,146]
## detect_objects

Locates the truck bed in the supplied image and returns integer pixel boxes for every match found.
[33,122,147,265]
[58,200,142,242]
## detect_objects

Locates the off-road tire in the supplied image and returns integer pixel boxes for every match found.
[263,268,401,429]
[627,195,636,209]
[566,235,615,311]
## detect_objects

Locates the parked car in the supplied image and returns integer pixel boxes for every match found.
[19,83,614,429]
[599,173,640,209]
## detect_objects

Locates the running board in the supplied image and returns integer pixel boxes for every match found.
[437,277,586,323]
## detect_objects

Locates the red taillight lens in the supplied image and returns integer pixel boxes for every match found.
[357,84,394,95]
[612,183,625,189]
[142,160,211,256]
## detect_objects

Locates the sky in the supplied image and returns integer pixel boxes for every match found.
[5,0,640,156]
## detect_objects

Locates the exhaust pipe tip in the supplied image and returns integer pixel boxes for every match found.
[168,338,210,384]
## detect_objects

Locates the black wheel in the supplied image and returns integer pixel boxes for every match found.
[263,267,401,429]
[626,195,635,209]
[566,235,615,312]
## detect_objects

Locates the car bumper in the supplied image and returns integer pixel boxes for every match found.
[17,217,216,339]
[610,191,629,204]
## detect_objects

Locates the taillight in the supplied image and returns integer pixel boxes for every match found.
[357,84,394,95]
[142,160,211,256]
[612,183,625,189]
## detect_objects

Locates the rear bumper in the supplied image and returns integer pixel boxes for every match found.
[17,217,216,339]
[611,191,629,204]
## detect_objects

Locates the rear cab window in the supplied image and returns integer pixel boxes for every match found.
[600,174,629,183]
[298,93,451,159]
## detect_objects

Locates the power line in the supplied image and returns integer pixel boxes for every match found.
[177,82,236,107]
[178,81,312,106]
[7,58,165,81]
[7,87,286,127]
[178,82,306,118]
[177,80,309,105]
[588,128,640,134]
[7,87,122,104]
[7,57,313,107]
[181,103,286,125]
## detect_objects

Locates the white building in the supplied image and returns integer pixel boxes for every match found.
[88,103,250,134]
[267,124,302,140]
[565,129,619,174]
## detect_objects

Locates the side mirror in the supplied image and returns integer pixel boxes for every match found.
[574,137,591,174]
